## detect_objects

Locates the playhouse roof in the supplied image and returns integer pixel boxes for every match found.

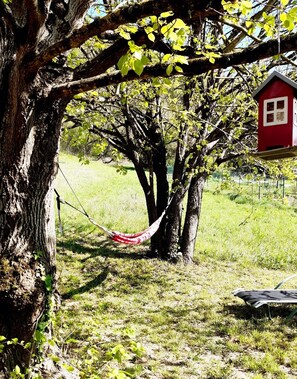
[253,71,297,100]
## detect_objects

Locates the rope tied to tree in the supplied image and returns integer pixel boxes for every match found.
[55,166,172,245]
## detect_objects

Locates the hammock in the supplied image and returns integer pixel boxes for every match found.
[55,166,172,245]
[88,211,165,245]
[55,188,166,245]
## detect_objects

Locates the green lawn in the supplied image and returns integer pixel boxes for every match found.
[55,153,297,379]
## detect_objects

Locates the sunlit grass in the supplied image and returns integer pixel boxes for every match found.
[197,188,297,269]
[55,153,147,233]
[55,153,297,379]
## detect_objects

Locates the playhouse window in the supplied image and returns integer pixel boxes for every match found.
[264,97,288,126]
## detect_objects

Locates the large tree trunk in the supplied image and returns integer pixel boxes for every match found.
[181,173,207,264]
[0,4,73,376]
[0,93,66,376]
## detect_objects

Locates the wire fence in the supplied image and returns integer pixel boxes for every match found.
[209,171,297,205]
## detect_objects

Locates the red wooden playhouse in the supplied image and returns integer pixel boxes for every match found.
[253,71,297,160]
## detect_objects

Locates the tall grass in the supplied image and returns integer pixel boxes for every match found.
[198,189,297,270]
[55,153,297,379]
[56,153,147,234]
[56,153,297,270]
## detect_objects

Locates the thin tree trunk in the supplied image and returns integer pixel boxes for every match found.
[150,132,169,257]
[161,189,184,262]
[181,173,207,264]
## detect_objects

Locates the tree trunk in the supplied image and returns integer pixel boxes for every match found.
[181,173,207,264]
[0,95,66,376]
[150,131,169,257]
[160,189,184,262]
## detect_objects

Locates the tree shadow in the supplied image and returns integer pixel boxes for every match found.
[62,267,109,300]
[57,238,148,261]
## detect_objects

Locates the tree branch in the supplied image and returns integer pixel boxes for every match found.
[73,28,179,80]
[221,0,278,53]
[24,0,48,44]
[73,35,131,80]
[221,17,261,45]
[25,0,225,70]
[51,32,297,99]
[65,0,94,29]
[0,1,16,30]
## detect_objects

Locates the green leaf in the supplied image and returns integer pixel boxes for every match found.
[44,275,52,292]
[50,355,61,363]
[141,55,149,65]
[35,330,46,343]
[162,54,172,64]
[222,0,239,14]
[117,55,127,71]
[14,366,21,375]
[145,26,154,34]
[125,25,138,34]
[163,78,172,86]
[147,33,155,42]
[245,20,253,28]
[166,64,173,76]
[242,0,252,9]
[7,338,18,345]
[150,15,157,23]
[160,24,171,35]
[160,11,174,18]
[175,65,183,73]
[117,55,130,76]
[134,59,144,76]
[61,364,75,372]
[24,342,32,350]
[174,55,188,65]
[118,29,130,40]
[172,43,185,51]
[174,18,187,28]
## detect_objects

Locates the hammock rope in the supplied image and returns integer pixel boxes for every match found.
[55,167,169,245]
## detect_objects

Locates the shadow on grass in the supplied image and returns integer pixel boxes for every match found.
[224,304,267,320]
[57,237,148,261]
[224,303,297,321]
[62,267,109,300]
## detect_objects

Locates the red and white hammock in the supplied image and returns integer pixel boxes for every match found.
[88,210,165,245]
[55,168,168,246]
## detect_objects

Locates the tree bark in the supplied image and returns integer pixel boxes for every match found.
[0,93,67,375]
[181,173,207,264]
[160,190,183,262]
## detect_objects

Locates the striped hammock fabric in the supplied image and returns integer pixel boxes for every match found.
[89,211,165,245]
[55,169,171,246]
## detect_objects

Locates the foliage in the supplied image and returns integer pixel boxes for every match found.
[62,62,297,263]
[116,11,190,76]
[223,0,297,38]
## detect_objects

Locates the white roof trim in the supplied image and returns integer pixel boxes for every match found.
[253,70,297,100]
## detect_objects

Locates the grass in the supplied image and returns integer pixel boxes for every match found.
[55,153,297,379]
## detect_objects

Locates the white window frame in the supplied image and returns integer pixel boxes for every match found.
[294,98,297,127]
[263,96,288,126]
